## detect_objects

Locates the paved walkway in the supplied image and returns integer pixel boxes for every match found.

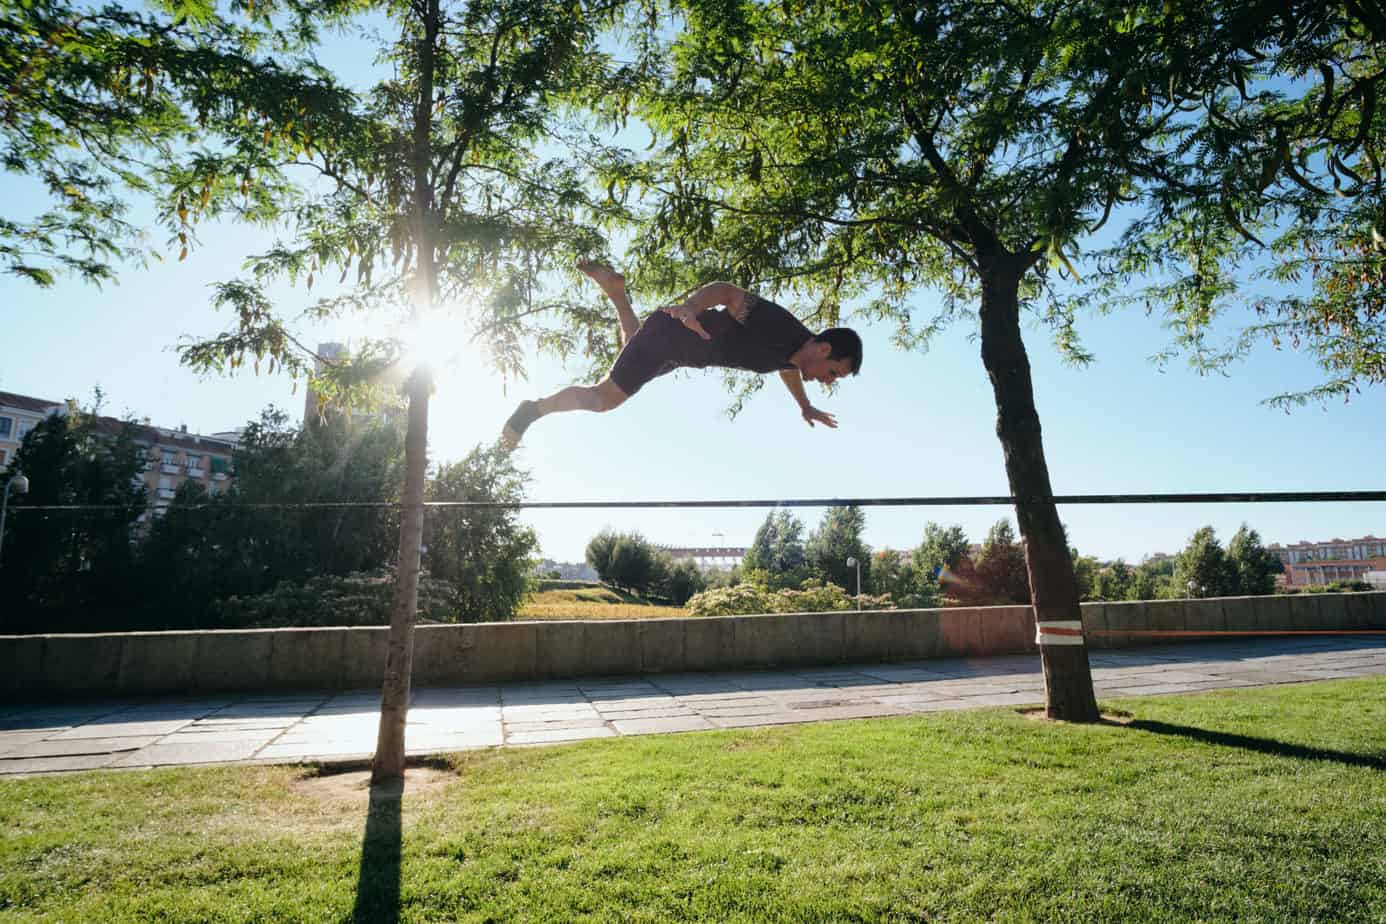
[3,636,1385,776]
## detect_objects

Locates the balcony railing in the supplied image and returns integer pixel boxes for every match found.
[185,466,203,478]
[212,472,229,481]
[160,463,180,475]
[157,488,176,499]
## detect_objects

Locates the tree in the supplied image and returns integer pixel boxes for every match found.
[912,524,971,580]
[1071,552,1103,603]
[1226,524,1283,596]
[659,557,707,605]
[0,0,310,287]
[1173,527,1235,599]
[424,445,538,621]
[806,505,869,594]
[172,0,618,781]
[607,533,658,595]
[137,408,406,629]
[1092,560,1134,602]
[586,528,621,581]
[1132,556,1177,601]
[870,548,933,608]
[1,401,146,633]
[586,529,662,595]
[623,0,1386,719]
[742,509,808,589]
[975,520,1032,605]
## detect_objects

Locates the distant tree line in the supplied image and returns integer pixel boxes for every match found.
[0,404,538,633]
[590,507,1292,617]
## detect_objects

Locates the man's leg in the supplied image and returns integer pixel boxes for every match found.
[501,378,629,447]
[578,260,640,346]
[537,377,629,415]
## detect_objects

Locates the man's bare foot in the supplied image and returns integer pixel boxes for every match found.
[577,259,625,293]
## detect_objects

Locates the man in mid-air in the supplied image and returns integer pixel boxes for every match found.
[501,262,862,446]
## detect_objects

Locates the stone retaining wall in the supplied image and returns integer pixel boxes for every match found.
[3,592,1383,700]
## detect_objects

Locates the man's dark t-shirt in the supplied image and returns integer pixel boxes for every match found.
[609,295,814,396]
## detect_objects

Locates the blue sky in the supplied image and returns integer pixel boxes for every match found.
[3,19,1383,565]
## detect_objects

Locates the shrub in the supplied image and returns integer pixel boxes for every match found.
[212,571,456,628]
[685,578,893,617]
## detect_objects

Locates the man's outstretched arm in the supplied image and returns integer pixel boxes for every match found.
[661,282,751,339]
[779,369,838,429]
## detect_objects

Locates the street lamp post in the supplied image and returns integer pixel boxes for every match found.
[846,556,861,610]
[1,471,30,567]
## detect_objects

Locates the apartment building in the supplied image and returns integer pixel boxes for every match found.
[90,417,237,515]
[0,391,65,468]
[0,390,236,515]
[1269,535,1386,586]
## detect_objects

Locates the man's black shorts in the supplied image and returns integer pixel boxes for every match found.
[608,309,716,396]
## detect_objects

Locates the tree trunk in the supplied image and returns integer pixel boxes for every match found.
[371,0,439,783]
[977,253,1100,722]
[371,376,430,781]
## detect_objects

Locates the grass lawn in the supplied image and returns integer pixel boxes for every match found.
[3,678,1386,922]
[517,586,688,620]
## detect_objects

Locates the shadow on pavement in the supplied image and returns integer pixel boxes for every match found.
[352,776,403,924]
[1129,719,1386,771]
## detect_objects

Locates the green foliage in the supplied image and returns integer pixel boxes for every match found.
[212,571,456,627]
[685,577,892,617]
[136,408,407,628]
[661,558,708,606]
[585,529,671,597]
[912,524,970,587]
[1172,526,1236,598]
[1,400,146,633]
[1226,524,1283,596]
[805,505,870,593]
[1132,556,1178,601]
[1279,580,1373,595]
[423,445,539,622]
[974,520,1031,605]
[173,0,625,402]
[742,510,809,590]
[869,547,935,609]
[1089,559,1135,602]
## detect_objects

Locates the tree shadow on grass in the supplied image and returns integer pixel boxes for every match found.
[1129,720,1386,771]
[352,777,403,924]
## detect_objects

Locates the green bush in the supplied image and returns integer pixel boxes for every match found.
[212,571,456,628]
[686,578,893,617]
[1278,580,1372,595]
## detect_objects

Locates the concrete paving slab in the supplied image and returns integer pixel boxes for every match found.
[0,733,59,757]
[115,739,266,767]
[507,726,616,744]
[611,716,717,735]
[50,720,193,740]
[0,754,119,774]
[6,736,160,759]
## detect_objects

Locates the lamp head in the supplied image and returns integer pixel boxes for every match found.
[8,473,27,495]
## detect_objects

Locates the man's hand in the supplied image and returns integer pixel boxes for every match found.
[660,302,711,340]
[801,405,838,429]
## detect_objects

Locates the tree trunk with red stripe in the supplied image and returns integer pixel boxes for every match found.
[978,247,1099,722]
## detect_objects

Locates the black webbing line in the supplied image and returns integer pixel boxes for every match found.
[9,489,1386,513]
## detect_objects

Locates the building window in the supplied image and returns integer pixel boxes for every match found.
[162,449,177,465]
[0,417,11,437]
[16,420,33,439]
[158,476,174,491]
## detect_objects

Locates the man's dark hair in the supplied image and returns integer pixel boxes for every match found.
[815,327,863,375]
